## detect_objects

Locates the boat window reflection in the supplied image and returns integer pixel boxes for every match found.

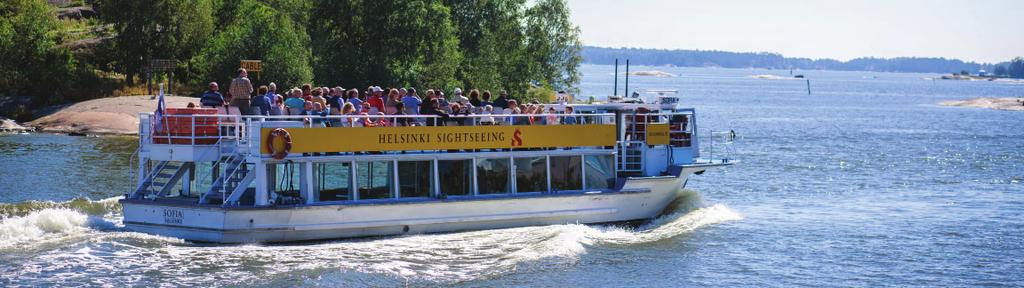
[357,161,393,199]
[275,162,302,198]
[316,162,351,201]
[438,160,472,197]
[477,158,511,194]
[515,157,547,193]
[550,156,582,191]
[585,155,615,190]
[398,161,432,198]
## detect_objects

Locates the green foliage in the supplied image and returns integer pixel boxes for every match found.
[94,0,215,85]
[525,86,556,104]
[0,0,78,103]
[524,0,583,94]
[309,0,580,97]
[445,0,528,94]
[309,0,462,90]
[7,0,584,107]
[190,0,312,90]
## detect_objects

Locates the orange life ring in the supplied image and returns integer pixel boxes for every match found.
[267,128,292,160]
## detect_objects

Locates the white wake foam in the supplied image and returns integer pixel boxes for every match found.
[2,192,744,285]
[0,208,90,248]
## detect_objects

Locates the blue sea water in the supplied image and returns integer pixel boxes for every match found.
[1,65,1022,287]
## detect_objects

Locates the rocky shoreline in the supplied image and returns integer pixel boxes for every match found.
[0,117,33,134]
[939,97,1024,111]
[22,95,197,135]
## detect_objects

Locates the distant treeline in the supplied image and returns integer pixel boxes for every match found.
[582,46,1022,76]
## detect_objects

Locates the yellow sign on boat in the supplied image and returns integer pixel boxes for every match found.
[646,123,670,146]
[260,124,617,153]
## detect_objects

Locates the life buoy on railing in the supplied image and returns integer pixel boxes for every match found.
[267,128,292,160]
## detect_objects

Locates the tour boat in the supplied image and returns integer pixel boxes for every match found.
[121,94,735,243]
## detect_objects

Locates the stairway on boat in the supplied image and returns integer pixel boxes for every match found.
[132,161,192,199]
[200,153,255,206]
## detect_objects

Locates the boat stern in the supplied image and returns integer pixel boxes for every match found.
[120,199,230,242]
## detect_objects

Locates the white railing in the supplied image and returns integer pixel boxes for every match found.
[701,129,736,163]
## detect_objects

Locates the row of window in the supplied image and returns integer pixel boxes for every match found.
[273,155,616,202]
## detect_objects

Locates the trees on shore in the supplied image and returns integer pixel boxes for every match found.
[1008,58,1024,79]
[3,0,582,107]
[0,0,79,103]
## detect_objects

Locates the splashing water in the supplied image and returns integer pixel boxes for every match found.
[0,196,122,218]
[0,209,88,246]
[0,190,742,286]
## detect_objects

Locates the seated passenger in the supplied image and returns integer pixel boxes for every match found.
[347,88,363,110]
[367,86,386,114]
[512,107,530,125]
[423,99,450,126]
[361,102,372,114]
[446,103,462,126]
[384,88,400,115]
[562,106,578,125]
[200,82,225,108]
[310,102,328,127]
[310,88,327,109]
[327,87,344,115]
[284,88,306,115]
[375,112,391,127]
[269,95,284,116]
[480,90,494,108]
[480,105,496,125]
[338,102,357,127]
[393,102,412,127]
[546,107,559,125]
[534,105,547,125]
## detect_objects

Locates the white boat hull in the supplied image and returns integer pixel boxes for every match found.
[122,174,693,243]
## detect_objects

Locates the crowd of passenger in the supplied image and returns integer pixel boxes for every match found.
[197,68,581,127]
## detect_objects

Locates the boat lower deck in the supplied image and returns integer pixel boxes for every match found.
[122,175,689,243]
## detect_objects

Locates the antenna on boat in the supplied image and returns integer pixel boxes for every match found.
[625,59,630,98]
[614,58,619,96]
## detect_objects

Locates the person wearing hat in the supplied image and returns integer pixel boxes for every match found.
[454,88,469,105]
[367,86,386,114]
[401,87,422,116]
[493,90,509,109]
[435,89,451,114]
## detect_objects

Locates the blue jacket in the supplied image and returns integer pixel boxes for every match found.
[200,91,224,107]
[252,93,272,116]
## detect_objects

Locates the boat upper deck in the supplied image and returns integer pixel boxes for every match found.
[138,105,701,163]
[127,104,733,207]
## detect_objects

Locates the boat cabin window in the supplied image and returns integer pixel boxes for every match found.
[585,155,616,190]
[550,156,582,191]
[438,160,472,197]
[476,158,511,194]
[316,162,352,201]
[398,161,433,198]
[357,161,394,199]
[514,157,547,193]
[274,163,302,197]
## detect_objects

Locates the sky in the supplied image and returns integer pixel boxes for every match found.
[566,0,1023,63]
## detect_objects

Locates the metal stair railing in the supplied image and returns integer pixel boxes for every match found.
[132,160,180,198]
[616,141,645,173]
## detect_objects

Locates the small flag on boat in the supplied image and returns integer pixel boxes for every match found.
[154,84,166,132]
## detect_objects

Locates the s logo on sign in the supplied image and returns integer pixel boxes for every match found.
[511,128,523,147]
